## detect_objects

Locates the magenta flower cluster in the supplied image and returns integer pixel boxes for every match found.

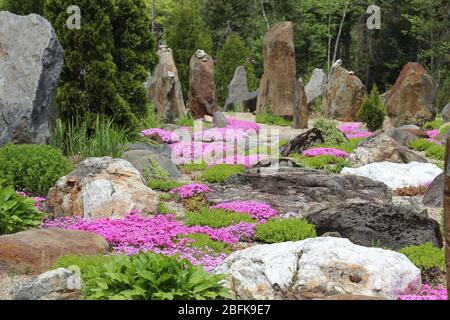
[193,128,248,142]
[42,213,255,271]
[170,183,212,199]
[169,141,227,165]
[338,122,372,139]
[226,117,261,132]
[212,200,279,222]
[399,284,447,300]
[210,154,268,168]
[141,128,181,144]
[426,130,442,145]
[302,147,349,158]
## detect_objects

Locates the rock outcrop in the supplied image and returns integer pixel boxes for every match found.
[148,45,186,123]
[306,203,443,250]
[442,102,450,122]
[385,62,435,127]
[280,128,324,157]
[0,12,63,145]
[256,22,300,117]
[384,125,428,147]
[188,49,218,118]
[423,173,444,207]
[348,132,428,167]
[214,237,421,300]
[0,229,109,274]
[224,66,249,111]
[47,157,159,218]
[322,66,367,120]
[305,68,327,105]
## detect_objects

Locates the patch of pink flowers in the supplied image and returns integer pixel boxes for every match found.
[302,147,349,158]
[141,128,180,144]
[170,183,212,199]
[16,191,46,212]
[193,128,248,142]
[169,141,228,165]
[399,284,447,300]
[42,213,255,271]
[426,130,443,145]
[226,117,261,132]
[212,200,279,222]
[338,122,372,139]
[210,154,268,168]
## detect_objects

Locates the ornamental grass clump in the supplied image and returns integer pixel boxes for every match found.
[255,218,317,244]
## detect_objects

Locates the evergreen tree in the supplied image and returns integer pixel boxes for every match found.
[44,0,157,129]
[4,0,45,15]
[165,0,212,97]
[356,85,386,132]
[215,35,256,106]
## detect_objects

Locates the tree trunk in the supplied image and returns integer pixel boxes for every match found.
[444,136,450,300]
[331,0,350,67]
[151,0,155,33]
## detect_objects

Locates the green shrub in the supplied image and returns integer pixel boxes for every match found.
[399,243,445,272]
[424,118,444,130]
[426,144,445,160]
[82,252,230,300]
[0,186,45,235]
[3,0,44,15]
[292,154,351,173]
[256,112,292,127]
[200,164,245,183]
[409,138,435,151]
[178,233,231,254]
[53,254,114,275]
[356,85,386,132]
[181,162,208,173]
[439,124,450,137]
[185,208,256,229]
[255,218,317,244]
[139,103,163,130]
[313,117,347,145]
[148,179,185,192]
[0,144,74,195]
[50,117,131,159]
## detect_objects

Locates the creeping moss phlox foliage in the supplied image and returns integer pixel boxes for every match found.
[399,243,445,272]
[0,144,74,195]
[185,208,256,229]
[256,112,293,127]
[255,218,317,244]
[200,164,246,183]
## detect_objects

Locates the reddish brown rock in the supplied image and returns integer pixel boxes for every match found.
[298,78,308,129]
[323,66,367,120]
[188,50,218,118]
[256,22,300,117]
[148,45,186,123]
[385,62,435,127]
[0,229,109,274]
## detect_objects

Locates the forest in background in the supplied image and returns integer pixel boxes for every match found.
[1,0,449,111]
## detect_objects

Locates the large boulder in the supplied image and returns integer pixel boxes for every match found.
[348,132,428,167]
[47,157,159,219]
[385,62,435,127]
[0,12,63,145]
[442,102,450,122]
[242,90,258,113]
[280,128,324,157]
[12,268,83,300]
[423,173,444,207]
[209,167,392,216]
[342,161,443,190]
[384,125,428,147]
[305,203,443,250]
[322,66,367,120]
[256,22,300,117]
[188,49,218,118]
[0,229,109,274]
[214,237,421,300]
[123,143,182,182]
[224,66,249,111]
[305,68,327,105]
[148,45,186,123]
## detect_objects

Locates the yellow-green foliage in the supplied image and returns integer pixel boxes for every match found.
[185,208,255,229]
[256,218,317,244]
[399,243,445,272]
[200,164,245,183]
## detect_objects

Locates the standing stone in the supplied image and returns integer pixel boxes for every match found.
[188,49,218,118]
[0,12,64,145]
[148,45,186,123]
[224,66,249,111]
[305,68,327,105]
[442,102,450,123]
[444,136,450,298]
[256,22,299,117]
[243,90,258,113]
[323,66,367,120]
[423,173,444,207]
[385,62,435,127]
[212,111,228,128]
[299,78,308,129]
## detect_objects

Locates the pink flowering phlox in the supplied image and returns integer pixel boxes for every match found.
[42,213,254,271]
[338,122,373,139]
[425,130,443,145]
[141,128,180,144]
[302,147,349,158]
[212,200,279,222]
[170,183,212,199]
[226,117,261,133]
[193,128,248,142]
[210,154,268,169]
[399,284,448,300]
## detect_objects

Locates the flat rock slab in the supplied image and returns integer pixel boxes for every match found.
[209,167,391,215]
[342,161,442,189]
[0,229,109,274]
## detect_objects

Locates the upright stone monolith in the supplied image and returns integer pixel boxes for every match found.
[444,136,450,299]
